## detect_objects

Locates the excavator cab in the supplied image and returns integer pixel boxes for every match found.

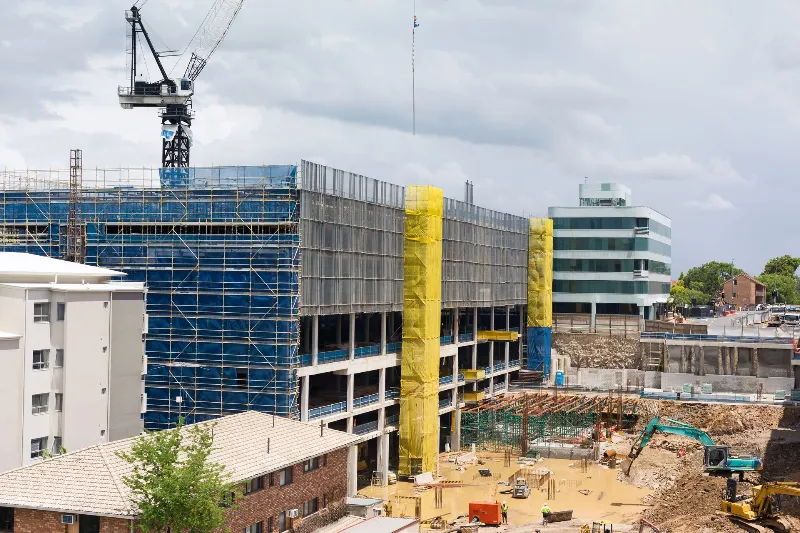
[704,445,729,470]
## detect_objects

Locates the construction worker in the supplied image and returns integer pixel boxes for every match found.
[501,501,508,524]
[541,502,551,524]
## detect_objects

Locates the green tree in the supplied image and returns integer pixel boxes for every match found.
[757,273,800,305]
[682,261,742,298]
[117,418,236,533]
[668,280,709,307]
[762,255,800,277]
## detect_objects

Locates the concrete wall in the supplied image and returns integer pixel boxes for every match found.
[661,372,794,394]
[109,291,146,441]
[63,291,111,454]
[0,286,25,473]
[665,345,790,377]
[571,367,651,389]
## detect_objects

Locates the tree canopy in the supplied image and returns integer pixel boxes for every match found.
[117,418,236,533]
[681,261,741,300]
[668,279,709,307]
[762,255,800,277]
[757,273,800,305]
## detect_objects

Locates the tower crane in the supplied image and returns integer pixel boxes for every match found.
[118,0,246,168]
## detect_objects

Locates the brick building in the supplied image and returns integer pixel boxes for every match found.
[723,273,766,309]
[0,411,358,533]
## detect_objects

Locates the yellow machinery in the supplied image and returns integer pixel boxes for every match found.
[399,186,443,477]
[721,480,800,532]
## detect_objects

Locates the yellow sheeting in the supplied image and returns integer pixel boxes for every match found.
[527,218,553,327]
[463,391,485,403]
[477,330,520,341]
[399,185,443,477]
[461,369,486,381]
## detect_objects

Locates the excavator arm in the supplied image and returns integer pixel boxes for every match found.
[622,417,715,474]
[752,482,800,517]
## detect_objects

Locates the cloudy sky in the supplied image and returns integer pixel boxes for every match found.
[1,0,800,275]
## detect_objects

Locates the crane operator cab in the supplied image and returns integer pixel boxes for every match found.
[704,445,763,480]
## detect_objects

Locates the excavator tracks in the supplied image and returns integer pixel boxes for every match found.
[729,516,791,533]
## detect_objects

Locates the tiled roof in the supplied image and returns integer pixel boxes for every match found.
[0,412,359,517]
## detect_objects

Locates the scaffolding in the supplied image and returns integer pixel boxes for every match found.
[0,165,300,430]
[460,393,639,453]
[399,185,443,477]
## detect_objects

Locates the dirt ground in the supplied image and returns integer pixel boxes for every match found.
[610,399,800,533]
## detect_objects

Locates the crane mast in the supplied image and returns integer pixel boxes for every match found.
[119,0,245,168]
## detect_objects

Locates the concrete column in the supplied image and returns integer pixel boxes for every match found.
[688,345,694,375]
[349,313,356,360]
[452,406,462,452]
[505,306,511,368]
[347,445,358,496]
[733,347,739,375]
[698,345,704,376]
[717,346,723,375]
[379,367,386,405]
[380,312,387,355]
[312,315,319,366]
[473,307,478,341]
[301,375,310,422]
[680,345,686,373]
[753,348,759,377]
[347,373,354,413]
[378,429,389,486]
[591,302,597,331]
[662,342,669,373]
[453,307,459,341]
[489,307,495,397]
[724,347,731,375]
[336,315,342,345]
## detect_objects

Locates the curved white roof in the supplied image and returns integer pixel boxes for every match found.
[0,253,122,279]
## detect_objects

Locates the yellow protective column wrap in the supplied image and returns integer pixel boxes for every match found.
[399,185,444,477]
[527,218,553,328]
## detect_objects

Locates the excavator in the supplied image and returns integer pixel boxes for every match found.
[721,480,800,532]
[621,417,763,478]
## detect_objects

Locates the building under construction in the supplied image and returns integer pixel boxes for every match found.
[0,160,531,493]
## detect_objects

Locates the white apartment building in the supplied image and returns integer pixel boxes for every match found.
[0,253,146,473]
[548,183,672,322]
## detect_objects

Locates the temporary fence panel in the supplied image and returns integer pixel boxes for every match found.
[399,185,443,477]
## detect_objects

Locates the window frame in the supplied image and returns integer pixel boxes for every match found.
[0,506,13,532]
[30,437,48,459]
[55,393,63,412]
[279,466,293,487]
[52,436,63,455]
[32,349,49,370]
[33,302,51,323]
[243,475,264,495]
[55,349,64,368]
[303,456,320,473]
[56,302,65,321]
[243,521,263,533]
[302,497,319,517]
[32,393,49,415]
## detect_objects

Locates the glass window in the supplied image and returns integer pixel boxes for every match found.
[57,303,65,321]
[32,350,49,370]
[554,280,671,295]
[279,466,293,486]
[243,522,263,533]
[32,393,49,415]
[30,437,48,459]
[552,217,635,230]
[52,437,63,455]
[0,506,13,532]
[278,512,287,532]
[243,476,264,494]
[55,394,63,412]
[303,456,320,473]
[33,303,50,323]
[55,349,64,368]
[302,497,319,517]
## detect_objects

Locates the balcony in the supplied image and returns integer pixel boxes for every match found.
[309,401,347,420]
[439,375,453,386]
[493,362,507,373]
[385,388,400,401]
[440,335,453,345]
[353,420,379,435]
[634,226,650,235]
[633,269,649,278]
[458,333,474,343]
[509,360,521,369]
[386,414,399,426]
[439,398,452,409]
[353,393,380,409]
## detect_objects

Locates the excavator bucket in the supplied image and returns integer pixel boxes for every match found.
[620,458,633,476]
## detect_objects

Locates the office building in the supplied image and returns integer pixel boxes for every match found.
[548,182,671,323]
